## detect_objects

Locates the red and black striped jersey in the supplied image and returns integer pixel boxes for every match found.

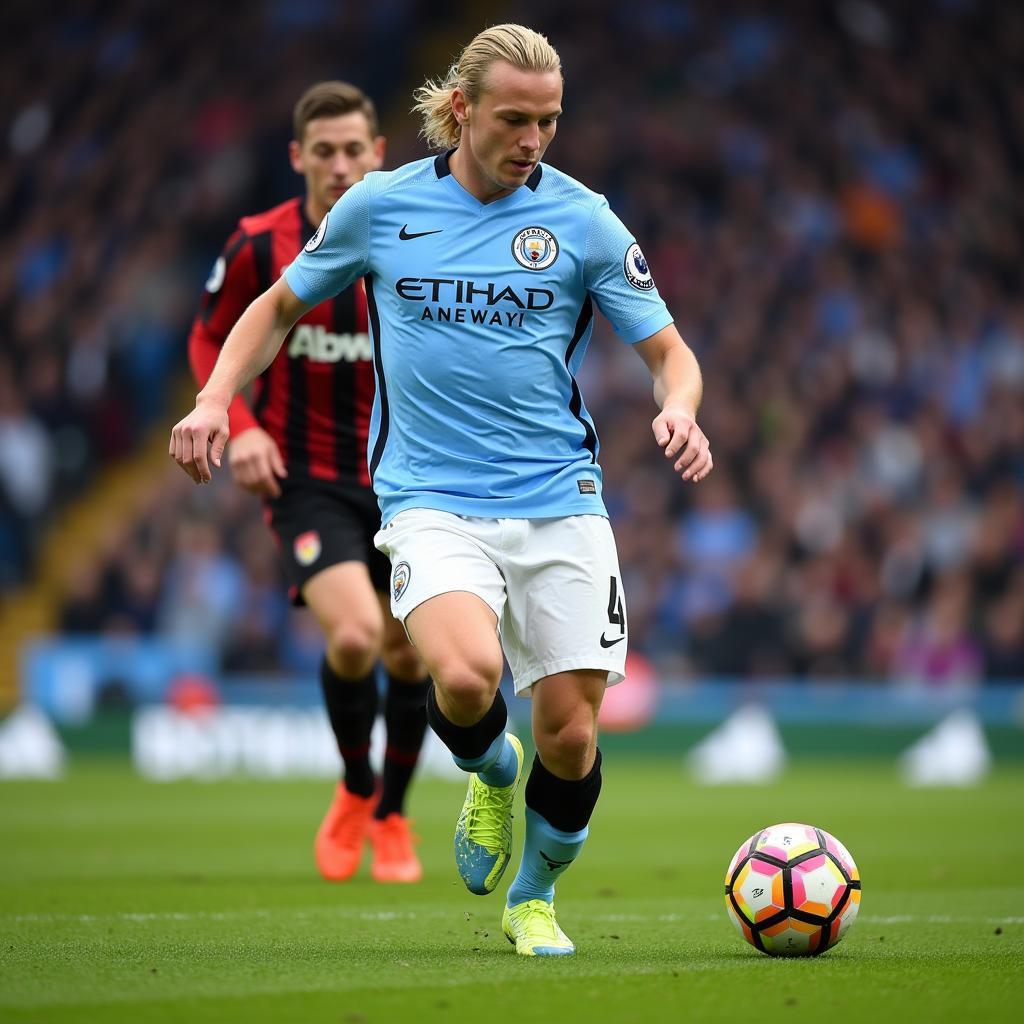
[188,197,373,487]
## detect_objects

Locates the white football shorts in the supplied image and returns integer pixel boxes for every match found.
[374,509,628,695]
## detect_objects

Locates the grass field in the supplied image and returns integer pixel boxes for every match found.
[2,757,1022,1023]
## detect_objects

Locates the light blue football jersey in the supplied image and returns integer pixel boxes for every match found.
[284,152,673,523]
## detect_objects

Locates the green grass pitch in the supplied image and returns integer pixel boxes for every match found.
[2,757,1022,1023]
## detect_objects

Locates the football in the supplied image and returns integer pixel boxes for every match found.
[724,822,861,956]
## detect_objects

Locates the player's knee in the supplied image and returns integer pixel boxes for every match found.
[557,722,596,765]
[326,620,382,676]
[538,715,598,778]
[381,636,425,682]
[433,655,502,717]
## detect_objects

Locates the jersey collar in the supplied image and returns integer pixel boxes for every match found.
[434,149,543,211]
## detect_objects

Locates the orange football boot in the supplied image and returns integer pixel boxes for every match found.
[368,813,423,883]
[315,784,375,881]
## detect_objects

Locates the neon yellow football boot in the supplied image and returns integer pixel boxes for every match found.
[453,734,524,894]
[502,899,575,956]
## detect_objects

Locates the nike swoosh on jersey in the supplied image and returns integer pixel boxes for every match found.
[599,634,626,648]
[399,224,443,240]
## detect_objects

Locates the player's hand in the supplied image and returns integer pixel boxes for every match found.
[169,398,230,484]
[228,426,288,498]
[653,406,713,483]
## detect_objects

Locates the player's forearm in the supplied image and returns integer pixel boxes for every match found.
[187,323,260,434]
[653,341,703,416]
[197,291,293,408]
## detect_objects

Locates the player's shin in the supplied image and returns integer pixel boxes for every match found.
[316,660,381,881]
[375,677,430,818]
[320,658,378,796]
[425,684,513,780]
[369,677,430,883]
[506,809,588,905]
[507,749,603,906]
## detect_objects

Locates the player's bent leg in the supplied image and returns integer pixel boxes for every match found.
[406,593,522,894]
[370,598,429,883]
[405,591,504,724]
[376,518,520,892]
[503,670,606,953]
[303,562,386,881]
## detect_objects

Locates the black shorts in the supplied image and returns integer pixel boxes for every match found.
[265,477,390,605]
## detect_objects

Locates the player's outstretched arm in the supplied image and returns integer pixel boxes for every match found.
[633,325,713,484]
[170,277,311,484]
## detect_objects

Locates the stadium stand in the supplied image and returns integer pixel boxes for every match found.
[4,0,1022,691]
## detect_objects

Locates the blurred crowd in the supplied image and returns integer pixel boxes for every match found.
[0,0,431,585]
[7,0,1024,683]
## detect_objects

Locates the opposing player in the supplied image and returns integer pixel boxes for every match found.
[186,81,430,884]
[171,27,712,953]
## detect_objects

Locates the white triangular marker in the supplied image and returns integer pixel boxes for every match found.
[900,709,991,787]
[0,705,66,779]
[687,704,786,784]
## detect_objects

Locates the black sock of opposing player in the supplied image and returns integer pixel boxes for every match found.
[375,677,430,819]
[320,657,378,798]
[425,684,507,765]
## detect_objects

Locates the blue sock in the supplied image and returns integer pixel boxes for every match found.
[452,733,518,787]
[506,808,588,907]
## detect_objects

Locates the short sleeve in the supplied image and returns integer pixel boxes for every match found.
[284,179,372,305]
[582,199,673,344]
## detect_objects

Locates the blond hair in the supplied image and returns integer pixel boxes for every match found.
[412,24,561,151]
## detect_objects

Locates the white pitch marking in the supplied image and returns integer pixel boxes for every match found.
[591,913,1023,926]
[6,910,1022,926]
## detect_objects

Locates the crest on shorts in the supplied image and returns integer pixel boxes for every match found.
[392,561,411,602]
[623,242,655,291]
[304,214,328,253]
[294,530,322,566]
[512,226,558,271]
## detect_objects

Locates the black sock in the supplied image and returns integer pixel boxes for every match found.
[375,677,430,819]
[320,657,378,797]
[524,748,603,833]
[425,684,507,761]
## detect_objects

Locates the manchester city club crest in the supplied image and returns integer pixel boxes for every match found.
[392,561,411,602]
[512,226,559,271]
[304,213,328,253]
[294,530,322,567]
[623,242,655,290]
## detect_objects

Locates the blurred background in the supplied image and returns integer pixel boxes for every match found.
[1,0,1022,776]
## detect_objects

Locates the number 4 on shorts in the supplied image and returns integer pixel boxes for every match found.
[605,576,625,639]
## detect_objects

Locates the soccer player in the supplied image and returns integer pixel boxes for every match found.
[171,27,712,954]
[186,81,430,885]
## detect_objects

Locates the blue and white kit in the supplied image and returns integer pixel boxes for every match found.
[284,152,674,689]
[285,151,673,526]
